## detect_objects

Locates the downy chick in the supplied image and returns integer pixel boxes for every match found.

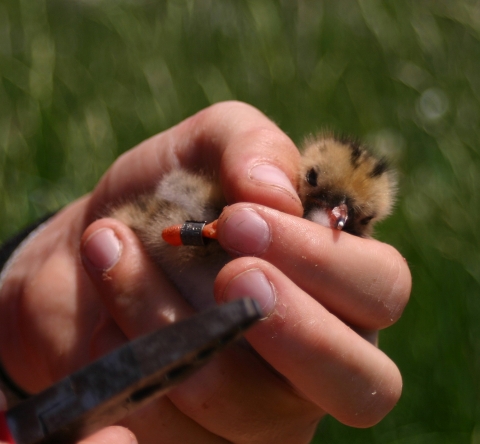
[108,169,229,311]
[298,135,396,238]
[108,135,396,310]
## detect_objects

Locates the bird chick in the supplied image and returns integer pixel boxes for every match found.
[298,135,396,238]
[107,135,396,310]
[107,169,229,311]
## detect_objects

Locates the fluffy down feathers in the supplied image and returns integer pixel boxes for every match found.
[107,135,397,309]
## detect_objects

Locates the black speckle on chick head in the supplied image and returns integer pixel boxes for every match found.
[298,134,397,237]
[306,168,318,186]
[369,157,389,178]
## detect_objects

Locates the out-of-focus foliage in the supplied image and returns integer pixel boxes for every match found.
[1,0,480,442]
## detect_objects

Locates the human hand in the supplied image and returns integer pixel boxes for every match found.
[0,427,136,444]
[0,102,411,443]
[0,390,137,444]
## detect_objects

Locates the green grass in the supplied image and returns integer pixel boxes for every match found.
[1,0,480,442]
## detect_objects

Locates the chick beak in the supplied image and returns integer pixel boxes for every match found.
[328,203,348,230]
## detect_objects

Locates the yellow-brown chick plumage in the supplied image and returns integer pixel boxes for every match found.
[107,135,397,309]
[107,169,228,310]
[299,135,396,238]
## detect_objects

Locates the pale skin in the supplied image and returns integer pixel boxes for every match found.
[0,425,137,444]
[0,102,411,443]
[0,390,138,444]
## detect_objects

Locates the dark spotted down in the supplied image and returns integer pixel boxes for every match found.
[298,135,396,238]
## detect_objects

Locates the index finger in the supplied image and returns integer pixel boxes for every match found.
[216,203,411,330]
[87,101,303,219]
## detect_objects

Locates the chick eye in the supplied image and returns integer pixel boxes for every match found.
[306,168,318,186]
[360,215,374,225]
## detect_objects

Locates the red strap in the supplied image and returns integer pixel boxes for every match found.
[0,411,15,444]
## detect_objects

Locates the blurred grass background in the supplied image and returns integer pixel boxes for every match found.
[1,0,480,442]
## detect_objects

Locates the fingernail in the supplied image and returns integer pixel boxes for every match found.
[83,228,122,270]
[249,164,298,197]
[222,208,270,255]
[224,269,276,317]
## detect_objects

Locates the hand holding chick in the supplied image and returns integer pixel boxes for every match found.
[0,102,410,443]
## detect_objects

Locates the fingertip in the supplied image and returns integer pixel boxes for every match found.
[82,226,122,271]
[78,426,137,444]
[247,162,300,206]
[222,268,276,318]
[81,218,193,338]
[340,359,403,428]
[220,126,304,216]
[217,205,271,257]
[388,248,412,321]
[81,218,142,277]
[368,241,412,328]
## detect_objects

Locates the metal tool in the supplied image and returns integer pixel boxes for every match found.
[0,298,262,444]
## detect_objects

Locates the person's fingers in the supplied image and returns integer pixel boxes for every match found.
[0,393,138,444]
[81,219,237,442]
[81,218,194,339]
[81,219,323,444]
[216,203,411,330]
[87,101,303,220]
[215,257,403,428]
[168,345,322,444]
[77,426,137,444]
[118,397,230,444]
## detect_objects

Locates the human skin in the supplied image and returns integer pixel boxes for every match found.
[0,102,411,443]
[0,426,136,444]
[0,390,137,444]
